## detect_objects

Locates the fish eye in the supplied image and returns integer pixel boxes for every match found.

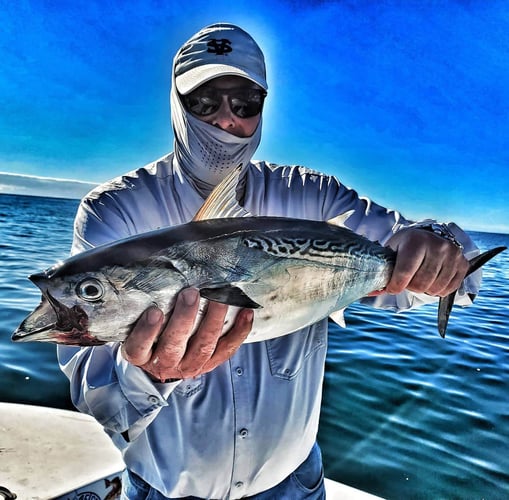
[76,278,104,302]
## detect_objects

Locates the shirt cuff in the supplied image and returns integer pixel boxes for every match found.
[115,346,181,412]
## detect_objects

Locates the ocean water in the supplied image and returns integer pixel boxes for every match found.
[1,193,508,499]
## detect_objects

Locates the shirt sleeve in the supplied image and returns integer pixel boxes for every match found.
[57,187,182,442]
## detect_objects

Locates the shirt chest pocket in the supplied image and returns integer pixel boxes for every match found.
[173,375,204,397]
[265,321,327,380]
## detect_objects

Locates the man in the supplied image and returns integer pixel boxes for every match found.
[58,23,478,499]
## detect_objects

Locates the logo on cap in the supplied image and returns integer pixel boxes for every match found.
[207,39,232,56]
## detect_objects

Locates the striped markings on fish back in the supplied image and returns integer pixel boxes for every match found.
[243,235,367,260]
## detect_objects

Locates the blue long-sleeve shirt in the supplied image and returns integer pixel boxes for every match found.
[58,157,480,498]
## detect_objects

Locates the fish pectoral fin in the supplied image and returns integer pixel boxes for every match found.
[199,285,262,309]
[329,309,346,328]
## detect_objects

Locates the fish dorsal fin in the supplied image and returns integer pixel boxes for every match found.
[329,309,346,328]
[327,210,355,228]
[193,165,253,221]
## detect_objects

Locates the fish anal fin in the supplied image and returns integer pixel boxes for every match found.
[193,165,253,221]
[329,309,346,328]
[200,285,262,309]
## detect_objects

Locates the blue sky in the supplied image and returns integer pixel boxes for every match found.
[0,1,508,233]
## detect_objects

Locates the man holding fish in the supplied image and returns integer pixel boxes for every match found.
[56,23,480,499]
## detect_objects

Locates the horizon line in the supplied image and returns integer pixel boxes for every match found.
[0,170,98,186]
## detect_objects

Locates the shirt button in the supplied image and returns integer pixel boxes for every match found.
[235,367,244,376]
[235,481,244,488]
[148,395,160,405]
[239,428,249,438]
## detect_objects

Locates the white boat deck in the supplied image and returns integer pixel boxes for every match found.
[0,403,383,499]
[0,402,123,499]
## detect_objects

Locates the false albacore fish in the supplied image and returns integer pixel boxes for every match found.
[12,168,506,346]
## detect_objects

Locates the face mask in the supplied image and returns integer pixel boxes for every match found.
[170,83,262,196]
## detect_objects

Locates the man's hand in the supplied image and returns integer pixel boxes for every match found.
[121,288,253,381]
[384,228,469,296]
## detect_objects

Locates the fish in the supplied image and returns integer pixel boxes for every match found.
[12,167,506,346]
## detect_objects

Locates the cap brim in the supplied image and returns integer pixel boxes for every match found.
[176,64,268,95]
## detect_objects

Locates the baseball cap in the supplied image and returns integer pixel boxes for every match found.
[174,23,268,95]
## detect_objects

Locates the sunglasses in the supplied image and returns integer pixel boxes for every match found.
[182,86,267,119]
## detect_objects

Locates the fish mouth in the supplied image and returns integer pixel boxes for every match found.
[12,292,103,346]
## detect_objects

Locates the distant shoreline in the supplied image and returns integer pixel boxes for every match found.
[0,191,82,202]
[0,172,97,201]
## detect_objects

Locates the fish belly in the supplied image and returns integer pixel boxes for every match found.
[240,258,388,342]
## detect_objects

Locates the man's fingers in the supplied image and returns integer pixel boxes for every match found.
[385,247,425,295]
[153,288,200,368]
[121,307,164,366]
[200,309,253,374]
[178,301,228,376]
[426,254,468,296]
[122,288,254,381]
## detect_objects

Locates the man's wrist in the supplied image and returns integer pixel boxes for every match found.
[407,220,464,250]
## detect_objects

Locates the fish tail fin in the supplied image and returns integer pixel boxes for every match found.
[438,246,507,337]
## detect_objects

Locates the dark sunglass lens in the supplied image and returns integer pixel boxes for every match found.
[230,98,251,118]
[184,91,221,116]
[230,90,264,118]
